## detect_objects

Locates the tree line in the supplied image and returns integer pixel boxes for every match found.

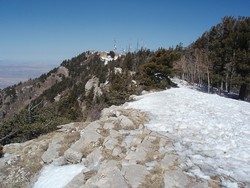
[176,16,249,99]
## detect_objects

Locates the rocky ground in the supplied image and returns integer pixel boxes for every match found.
[0,104,221,188]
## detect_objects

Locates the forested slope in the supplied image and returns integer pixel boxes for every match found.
[175,16,249,99]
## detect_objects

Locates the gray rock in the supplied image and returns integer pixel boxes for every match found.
[84,148,103,170]
[118,115,135,129]
[101,105,120,118]
[109,129,121,138]
[64,172,85,188]
[95,167,128,188]
[41,135,64,163]
[161,154,178,170]
[52,156,67,166]
[85,160,128,188]
[125,147,147,164]
[189,181,209,188]
[85,76,102,97]
[122,164,149,188]
[103,136,118,151]
[64,122,102,163]
[103,122,114,130]
[163,168,191,188]
[145,161,157,170]
[64,148,83,164]
[123,135,142,149]
[112,147,122,157]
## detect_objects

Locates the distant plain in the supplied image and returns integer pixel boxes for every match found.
[0,62,56,89]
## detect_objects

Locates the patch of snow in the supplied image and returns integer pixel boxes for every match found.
[114,67,122,74]
[127,79,250,186]
[33,164,85,188]
[132,80,137,84]
[101,55,118,65]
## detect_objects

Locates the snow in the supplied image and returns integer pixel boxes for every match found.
[101,55,118,65]
[127,79,250,186]
[33,164,85,188]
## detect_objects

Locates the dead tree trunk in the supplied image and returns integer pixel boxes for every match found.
[239,83,247,100]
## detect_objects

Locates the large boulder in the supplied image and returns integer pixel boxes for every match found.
[64,148,83,164]
[84,160,128,188]
[85,76,102,97]
[122,164,149,188]
[64,122,102,163]
[41,135,64,163]
[83,148,103,170]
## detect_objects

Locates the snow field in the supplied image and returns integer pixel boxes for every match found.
[127,79,250,186]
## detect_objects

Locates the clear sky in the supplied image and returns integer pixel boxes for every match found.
[0,0,249,65]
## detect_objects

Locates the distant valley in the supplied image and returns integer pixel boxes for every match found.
[0,63,57,89]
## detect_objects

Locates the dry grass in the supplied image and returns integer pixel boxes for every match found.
[58,131,80,156]
[120,109,148,127]
[97,128,110,137]
[80,143,96,158]
[135,130,152,140]
[1,139,50,188]
[84,170,97,181]
[113,122,122,131]
[139,164,164,188]
[102,149,121,161]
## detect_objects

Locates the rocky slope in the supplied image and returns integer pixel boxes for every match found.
[0,103,220,188]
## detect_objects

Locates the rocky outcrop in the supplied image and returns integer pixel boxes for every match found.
[0,105,222,188]
[41,135,64,163]
[85,76,103,97]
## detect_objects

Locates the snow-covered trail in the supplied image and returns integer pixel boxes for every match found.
[127,80,250,186]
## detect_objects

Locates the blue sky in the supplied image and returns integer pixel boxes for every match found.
[0,0,249,65]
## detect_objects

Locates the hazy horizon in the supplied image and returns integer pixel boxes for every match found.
[0,63,56,89]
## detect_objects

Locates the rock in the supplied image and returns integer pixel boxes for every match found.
[109,129,121,138]
[145,161,157,170]
[101,105,119,118]
[64,148,83,164]
[123,135,142,149]
[117,115,135,129]
[94,167,128,188]
[104,136,118,151]
[160,154,178,170]
[64,122,101,164]
[52,156,67,166]
[41,135,64,163]
[125,147,147,164]
[129,95,137,101]
[57,122,76,132]
[189,181,210,188]
[57,66,69,77]
[122,164,149,188]
[141,90,149,95]
[85,160,128,188]
[114,67,122,74]
[85,76,102,97]
[163,168,191,188]
[112,147,122,157]
[64,172,85,188]
[84,148,103,170]
[64,122,102,164]
[103,122,114,130]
